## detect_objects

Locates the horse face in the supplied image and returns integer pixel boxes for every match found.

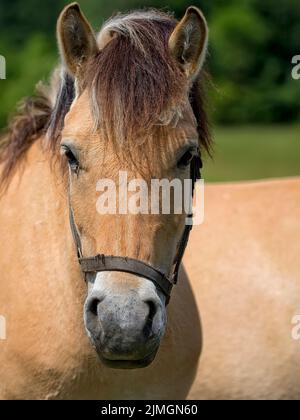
[57,3,208,369]
[61,92,199,368]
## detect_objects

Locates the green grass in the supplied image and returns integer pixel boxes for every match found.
[203,125,300,182]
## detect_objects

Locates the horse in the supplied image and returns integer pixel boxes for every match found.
[0,3,300,400]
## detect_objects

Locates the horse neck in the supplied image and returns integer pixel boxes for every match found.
[2,137,87,295]
[0,139,93,376]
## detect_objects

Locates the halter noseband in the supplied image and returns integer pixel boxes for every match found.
[69,155,202,304]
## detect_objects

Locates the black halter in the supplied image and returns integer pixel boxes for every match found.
[69,155,202,304]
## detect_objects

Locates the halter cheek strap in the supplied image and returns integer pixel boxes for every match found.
[69,155,202,303]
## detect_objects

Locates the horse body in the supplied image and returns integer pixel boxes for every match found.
[0,141,299,399]
[186,178,300,400]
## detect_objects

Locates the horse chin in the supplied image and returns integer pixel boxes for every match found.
[98,349,158,370]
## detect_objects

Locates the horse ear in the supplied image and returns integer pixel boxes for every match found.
[57,3,98,80]
[169,7,208,80]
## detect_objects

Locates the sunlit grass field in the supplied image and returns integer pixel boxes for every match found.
[203,125,300,183]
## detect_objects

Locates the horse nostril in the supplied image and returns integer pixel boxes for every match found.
[88,297,101,317]
[143,299,158,338]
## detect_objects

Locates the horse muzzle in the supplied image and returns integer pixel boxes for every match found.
[84,272,167,369]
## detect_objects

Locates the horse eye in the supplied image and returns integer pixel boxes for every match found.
[177,149,195,169]
[61,146,80,173]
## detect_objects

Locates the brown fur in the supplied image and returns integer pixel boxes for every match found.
[86,14,187,146]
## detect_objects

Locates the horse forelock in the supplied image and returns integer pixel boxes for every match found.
[86,10,188,147]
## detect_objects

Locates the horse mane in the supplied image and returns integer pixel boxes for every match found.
[0,69,61,187]
[0,9,211,187]
[0,84,48,182]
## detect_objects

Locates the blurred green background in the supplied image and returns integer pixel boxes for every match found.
[0,0,299,182]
